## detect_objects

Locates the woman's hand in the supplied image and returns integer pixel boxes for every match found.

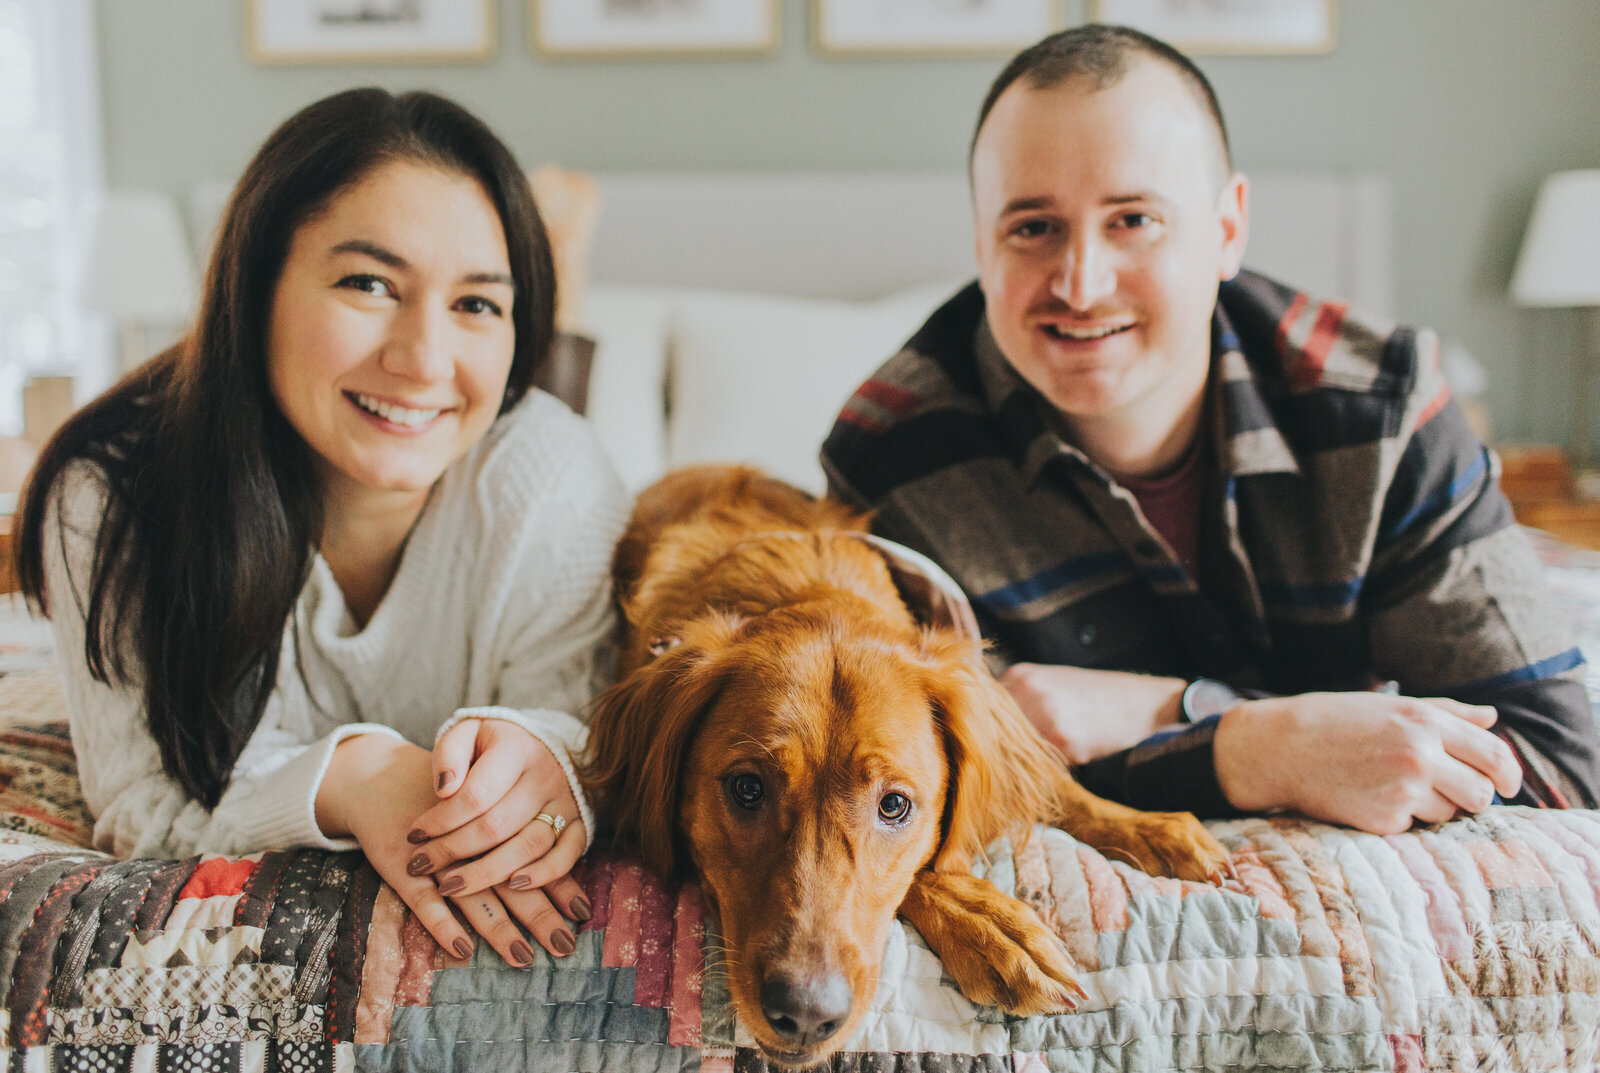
[404,718,590,955]
[315,735,481,961]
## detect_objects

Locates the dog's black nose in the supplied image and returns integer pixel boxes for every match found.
[760,972,853,1046]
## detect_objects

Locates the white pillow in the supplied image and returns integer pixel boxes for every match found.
[667,282,960,495]
[583,284,677,491]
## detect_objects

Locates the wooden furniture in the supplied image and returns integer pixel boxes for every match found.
[1498,443,1600,549]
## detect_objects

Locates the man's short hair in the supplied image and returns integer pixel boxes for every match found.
[970,24,1232,175]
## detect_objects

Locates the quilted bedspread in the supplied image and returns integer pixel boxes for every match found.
[0,717,1598,1072]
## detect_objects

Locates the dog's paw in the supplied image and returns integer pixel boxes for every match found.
[899,871,1086,1016]
[1102,811,1233,885]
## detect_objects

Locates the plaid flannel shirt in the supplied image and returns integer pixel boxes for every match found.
[822,271,1600,815]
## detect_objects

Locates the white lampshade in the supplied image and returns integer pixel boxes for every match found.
[1510,170,1600,308]
[84,189,197,320]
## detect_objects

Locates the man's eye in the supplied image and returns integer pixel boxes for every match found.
[1116,212,1154,229]
[878,792,912,825]
[728,773,764,811]
[456,295,504,317]
[1010,219,1052,239]
[338,274,394,298]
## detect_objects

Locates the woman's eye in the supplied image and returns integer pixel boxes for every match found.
[338,274,393,298]
[728,773,764,811]
[456,295,504,317]
[878,792,912,824]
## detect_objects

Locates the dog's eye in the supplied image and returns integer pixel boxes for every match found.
[728,773,764,810]
[878,792,912,824]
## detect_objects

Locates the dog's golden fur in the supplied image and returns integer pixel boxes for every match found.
[581,465,1229,1066]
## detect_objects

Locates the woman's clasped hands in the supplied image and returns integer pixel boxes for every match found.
[320,719,589,968]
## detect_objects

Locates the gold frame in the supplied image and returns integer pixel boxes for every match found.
[246,0,497,65]
[529,0,780,59]
[1088,0,1337,56]
[811,0,1061,58]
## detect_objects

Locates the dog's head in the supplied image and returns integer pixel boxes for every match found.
[581,604,1063,1067]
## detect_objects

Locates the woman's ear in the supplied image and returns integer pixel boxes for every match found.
[577,613,744,878]
[920,633,1065,876]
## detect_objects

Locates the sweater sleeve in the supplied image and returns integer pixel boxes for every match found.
[44,466,404,859]
[434,405,631,848]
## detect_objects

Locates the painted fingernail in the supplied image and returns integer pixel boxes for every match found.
[437,770,453,792]
[406,829,428,845]
[507,874,533,891]
[452,937,473,959]
[438,876,464,896]
[406,854,430,877]
[569,895,592,922]
[510,940,535,967]
[550,928,575,956]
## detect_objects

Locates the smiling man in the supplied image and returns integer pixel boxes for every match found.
[822,24,1599,832]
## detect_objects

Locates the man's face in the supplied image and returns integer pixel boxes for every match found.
[971,60,1248,452]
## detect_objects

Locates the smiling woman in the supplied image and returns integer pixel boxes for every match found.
[11,88,629,972]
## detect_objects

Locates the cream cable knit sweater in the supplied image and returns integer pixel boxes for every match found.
[44,392,629,860]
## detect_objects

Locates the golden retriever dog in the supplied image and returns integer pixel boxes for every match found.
[581,466,1230,1067]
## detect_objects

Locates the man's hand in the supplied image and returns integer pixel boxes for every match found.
[1213,693,1523,834]
[1001,662,1186,764]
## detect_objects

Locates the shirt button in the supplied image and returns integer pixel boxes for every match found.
[1078,622,1100,647]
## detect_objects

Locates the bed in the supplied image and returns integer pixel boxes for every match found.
[5,171,1593,1072]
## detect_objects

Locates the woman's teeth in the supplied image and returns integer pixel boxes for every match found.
[353,393,442,428]
[1044,323,1130,340]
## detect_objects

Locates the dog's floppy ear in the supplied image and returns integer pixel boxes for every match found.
[578,613,745,878]
[920,634,1066,875]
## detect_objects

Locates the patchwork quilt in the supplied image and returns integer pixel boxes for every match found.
[0,718,1597,1072]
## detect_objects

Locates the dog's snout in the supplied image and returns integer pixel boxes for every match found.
[759,971,853,1046]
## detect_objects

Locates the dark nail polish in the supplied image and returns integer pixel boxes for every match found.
[569,895,592,922]
[452,937,473,959]
[437,770,452,792]
[550,928,575,956]
[406,828,428,845]
[406,854,430,877]
[507,874,533,891]
[438,876,465,896]
[510,940,535,967]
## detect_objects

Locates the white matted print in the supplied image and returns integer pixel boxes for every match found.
[814,0,1058,55]
[1090,0,1336,55]
[532,0,779,56]
[247,0,496,63]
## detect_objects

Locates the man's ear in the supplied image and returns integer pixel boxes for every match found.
[1217,171,1250,281]
[577,614,744,878]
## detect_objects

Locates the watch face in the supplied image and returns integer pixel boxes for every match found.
[1185,678,1243,722]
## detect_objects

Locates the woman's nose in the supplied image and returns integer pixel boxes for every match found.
[381,304,452,381]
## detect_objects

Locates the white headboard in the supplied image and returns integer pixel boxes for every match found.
[588,170,1393,314]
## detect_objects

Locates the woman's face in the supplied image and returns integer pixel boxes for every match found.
[266,161,516,506]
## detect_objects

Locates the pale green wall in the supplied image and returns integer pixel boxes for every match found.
[98,0,1600,445]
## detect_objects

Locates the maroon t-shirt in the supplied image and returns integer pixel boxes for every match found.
[1121,435,1207,579]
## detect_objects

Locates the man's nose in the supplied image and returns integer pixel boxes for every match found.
[1052,236,1116,311]
[381,304,452,381]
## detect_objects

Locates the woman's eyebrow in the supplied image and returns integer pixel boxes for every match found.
[330,239,512,286]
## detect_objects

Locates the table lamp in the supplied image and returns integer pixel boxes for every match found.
[84,189,197,372]
[1510,170,1600,486]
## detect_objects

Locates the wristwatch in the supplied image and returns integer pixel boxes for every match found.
[1179,677,1246,723]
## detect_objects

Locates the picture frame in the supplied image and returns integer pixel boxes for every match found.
[531,0,780,58]
[246,0,496,64]
[1088,0,1336,55]
[813,0,1059,56]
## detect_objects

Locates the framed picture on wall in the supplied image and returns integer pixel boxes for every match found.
[813,0,1059,56]
[531,0,780,57]
[246,0,496,63]
[1089,0,1336,55]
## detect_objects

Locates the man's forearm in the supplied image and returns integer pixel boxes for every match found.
[1000,662,1186,765]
